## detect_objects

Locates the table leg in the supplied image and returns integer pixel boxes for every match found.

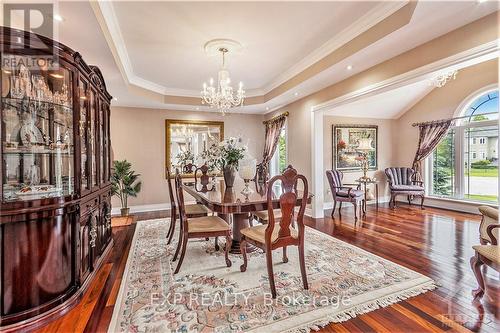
[363,183,367,212]
[375,183,379,209]
[220,212,256,254]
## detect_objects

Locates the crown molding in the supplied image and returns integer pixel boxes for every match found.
[312,40,500,113]
[92,0,410,100]
[261,0,409,94]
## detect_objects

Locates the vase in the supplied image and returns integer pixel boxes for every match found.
[120,207,130,216]
[223,165,236,187]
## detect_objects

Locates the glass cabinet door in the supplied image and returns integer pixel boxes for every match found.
[1,54,75,201]
[89,89,98,188]
[79,78,90,192]
[99,101,105,184]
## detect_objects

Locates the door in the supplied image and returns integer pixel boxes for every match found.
[79,213,92,283]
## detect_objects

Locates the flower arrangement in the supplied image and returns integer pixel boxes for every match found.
[175,150,194,169]
[200,137,247,171]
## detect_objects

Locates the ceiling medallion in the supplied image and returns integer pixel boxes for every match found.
[201,39,245,115]
[431,70,458,88]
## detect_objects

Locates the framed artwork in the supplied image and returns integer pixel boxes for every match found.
[333,124,378,171]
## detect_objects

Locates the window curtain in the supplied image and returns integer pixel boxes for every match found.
[258,112,288,181]
[412,120,453,181]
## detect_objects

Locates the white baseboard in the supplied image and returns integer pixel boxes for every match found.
[111,201,195,216]
[396,196,494,214]
[323,196,391,210]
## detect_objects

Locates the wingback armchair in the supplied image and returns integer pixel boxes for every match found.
[385,167,425,209]
[326,170,365,221]
[478,206,499,245]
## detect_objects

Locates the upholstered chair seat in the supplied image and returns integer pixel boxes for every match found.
[472,245,500,264]
[385,167,425,209]
[187,216,231,233]
[390,185,425,191]
[241,224,298,244]
[253,209,282,222]
[336,189,364,197]
[185,204,210,216]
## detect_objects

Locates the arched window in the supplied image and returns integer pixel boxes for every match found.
[427,89,498,203]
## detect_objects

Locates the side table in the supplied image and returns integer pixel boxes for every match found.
[356,178,379,212]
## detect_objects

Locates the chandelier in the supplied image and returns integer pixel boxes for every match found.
[201,47,245,115]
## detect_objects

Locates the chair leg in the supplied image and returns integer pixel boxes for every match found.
[332,200,337,218]
[298,243,309,290]
[282,246,288,263]
[172,221,184,261]
[420,195,425,209]
[240,237,248,272]
[407,195,411,206]
[470,253,485,300]
[167,215,176,245]
[390,194,396,209]
[353,201,358,221]
[265,249,277,299]
[215,237,220,251]
[338,202,342,216]
[174,233,188,274]
[224,233,232,267]
[362,199,366,216]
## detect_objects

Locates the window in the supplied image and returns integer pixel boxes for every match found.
[427,89,498,203]
[270,123,287,176]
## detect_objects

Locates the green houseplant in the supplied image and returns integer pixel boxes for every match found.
[111,160,142,216]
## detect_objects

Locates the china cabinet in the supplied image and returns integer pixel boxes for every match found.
[0,27,113,330]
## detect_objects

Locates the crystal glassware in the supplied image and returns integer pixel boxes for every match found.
[238,157,256,197]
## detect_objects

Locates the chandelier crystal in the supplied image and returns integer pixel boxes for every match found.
[201,47,245,115]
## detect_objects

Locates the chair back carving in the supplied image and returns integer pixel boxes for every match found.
[266,165,308,246]
[326,169,343,193]
[174,172,188,229]
[166,167,177,216]
[385,167,415,186]
[183,162,195,174]
[194,163,212,192]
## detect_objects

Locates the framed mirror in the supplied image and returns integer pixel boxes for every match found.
[165,119,224,177]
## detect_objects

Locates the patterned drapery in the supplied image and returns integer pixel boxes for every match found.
[412,120,453,181]
[258,112,288,181]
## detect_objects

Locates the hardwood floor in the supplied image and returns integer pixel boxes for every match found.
[33,204,498,333]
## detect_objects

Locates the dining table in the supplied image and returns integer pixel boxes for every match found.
[182,178,313,254]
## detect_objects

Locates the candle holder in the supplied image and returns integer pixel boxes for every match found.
[238,157,257,196]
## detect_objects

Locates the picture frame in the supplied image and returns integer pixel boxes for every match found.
[333,124,378,171]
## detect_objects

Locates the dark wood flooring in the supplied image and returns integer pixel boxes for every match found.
[33,204,499,333]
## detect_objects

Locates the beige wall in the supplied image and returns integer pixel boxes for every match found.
[110,107,265,207]
[394,59,498,167]
[323,117,395,203]
[266,12,498,185]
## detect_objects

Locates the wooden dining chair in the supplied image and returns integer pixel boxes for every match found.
[173,172,232,274]
[194,163,213,192]
[165,167,210,245]
[240,165,308,298]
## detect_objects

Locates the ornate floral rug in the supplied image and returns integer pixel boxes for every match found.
[108,218,435,333]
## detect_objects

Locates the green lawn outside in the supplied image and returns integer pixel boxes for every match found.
[465,168,499,177]
[465,194,498,202]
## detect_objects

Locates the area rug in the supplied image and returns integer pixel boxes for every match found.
[108,218,436,333]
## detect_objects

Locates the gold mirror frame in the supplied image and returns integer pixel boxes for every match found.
[165,119,224,178]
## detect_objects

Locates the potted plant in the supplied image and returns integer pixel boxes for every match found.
[111,160,142,216]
